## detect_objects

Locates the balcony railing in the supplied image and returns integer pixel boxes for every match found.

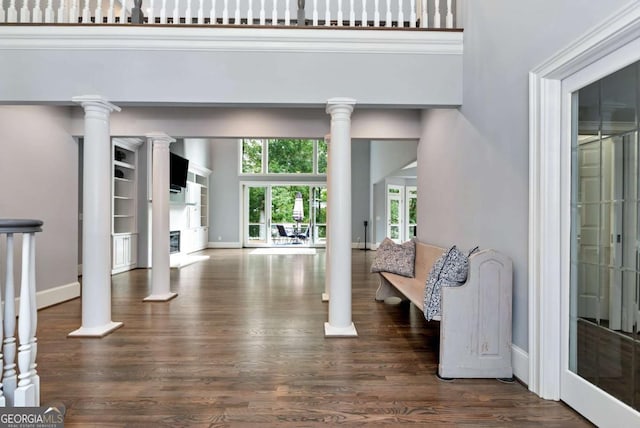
[0,219,43,407]
[0,0,458,29]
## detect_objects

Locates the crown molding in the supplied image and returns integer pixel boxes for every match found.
[0,25,463,55]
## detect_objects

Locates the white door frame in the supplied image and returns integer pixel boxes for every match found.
[386,184,404,243]
[406,185,417,239]
[239,180,327,247]
[529,1,640,425]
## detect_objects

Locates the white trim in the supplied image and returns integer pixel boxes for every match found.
[77,264,82,276]
[36,281,80,310]
[208,241,242,249]
[189,162,212,177]
[529,0,640,414]
[0,26,463,55]
[511,344,529,386]
[9,281,81,313]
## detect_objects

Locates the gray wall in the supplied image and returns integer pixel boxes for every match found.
[418,0,630,352]
[351,139,370,247]
[0,106,78,293]
[0,48,461,107]
[209,139,241,243]
[71,107,422,140]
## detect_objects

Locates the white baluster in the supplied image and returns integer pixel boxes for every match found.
[336,0,342,26]
[119,0,126,23]
[2,234,14,406]
[247,0,252,24]
[107,0,115,22]
[445,0,452,28]
[159,0,166,22]
[284,0,289,25]
[196,0,202,23]
[70,0,78,23]
[420,0,426,28]
[270,0,276,25]
[8,0,18,23]
[222,0,227,23]
[32,0,43,21]
[234,0,240,23]
[94,0,103,23]
[82,0,90,22]
[384,0,390,27]
[209,0,215,24]
[360,0,366,27]
[373,0,379,27]
[348,0,353,26]
[148,0,155,23]
[433,0,440,28]
[27,234,39,406]
[311,0,317,25]
[0,2,5,23]
[397,0,403,27]
[172,0,180,24]
[409,0,415,27]
[324,0,329,26]
[56,0,65,23]
[20,0,30,22]
[14,234,34,407]
[185,0,192,23]
[259,0,264,24]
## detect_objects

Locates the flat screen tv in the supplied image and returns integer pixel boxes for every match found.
[170,153,189,192]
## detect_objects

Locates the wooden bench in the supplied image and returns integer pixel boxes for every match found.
[375,241,513,379]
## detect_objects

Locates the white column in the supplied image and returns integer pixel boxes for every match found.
[324,98,357,337]
[144,133,178,302]
[322,133,331,302]
[69,95,123,338]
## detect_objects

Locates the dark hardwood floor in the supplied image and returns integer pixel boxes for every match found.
[37,249,591,427]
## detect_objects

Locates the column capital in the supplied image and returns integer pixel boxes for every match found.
[146,132,176,147]
[72,95,121,113]
[326,98,356,115]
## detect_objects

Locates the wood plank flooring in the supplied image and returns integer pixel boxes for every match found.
[37,249,591,427]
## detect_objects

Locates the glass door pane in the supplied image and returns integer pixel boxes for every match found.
[387,185,403,243]
[312,186,327,245]
[570,61,640,413]
[245,186,268,245]
[406,186,417,239]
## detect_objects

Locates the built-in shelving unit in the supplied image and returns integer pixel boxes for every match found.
[112,138,143,274]
[169,163,211,262]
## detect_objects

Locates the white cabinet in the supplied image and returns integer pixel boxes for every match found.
[112,138,143,274]
[112,233,138,274]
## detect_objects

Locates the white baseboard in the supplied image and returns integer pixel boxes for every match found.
[208,241,242,249]
[512,344,529,386]
[10,281,81,313]
[352,243,375,250]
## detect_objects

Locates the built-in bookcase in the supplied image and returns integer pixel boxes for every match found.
[112,138,143,274]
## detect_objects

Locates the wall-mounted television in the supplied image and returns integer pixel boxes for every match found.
[170,153,189,192]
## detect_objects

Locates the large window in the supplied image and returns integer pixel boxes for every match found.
[241,139,326,175]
